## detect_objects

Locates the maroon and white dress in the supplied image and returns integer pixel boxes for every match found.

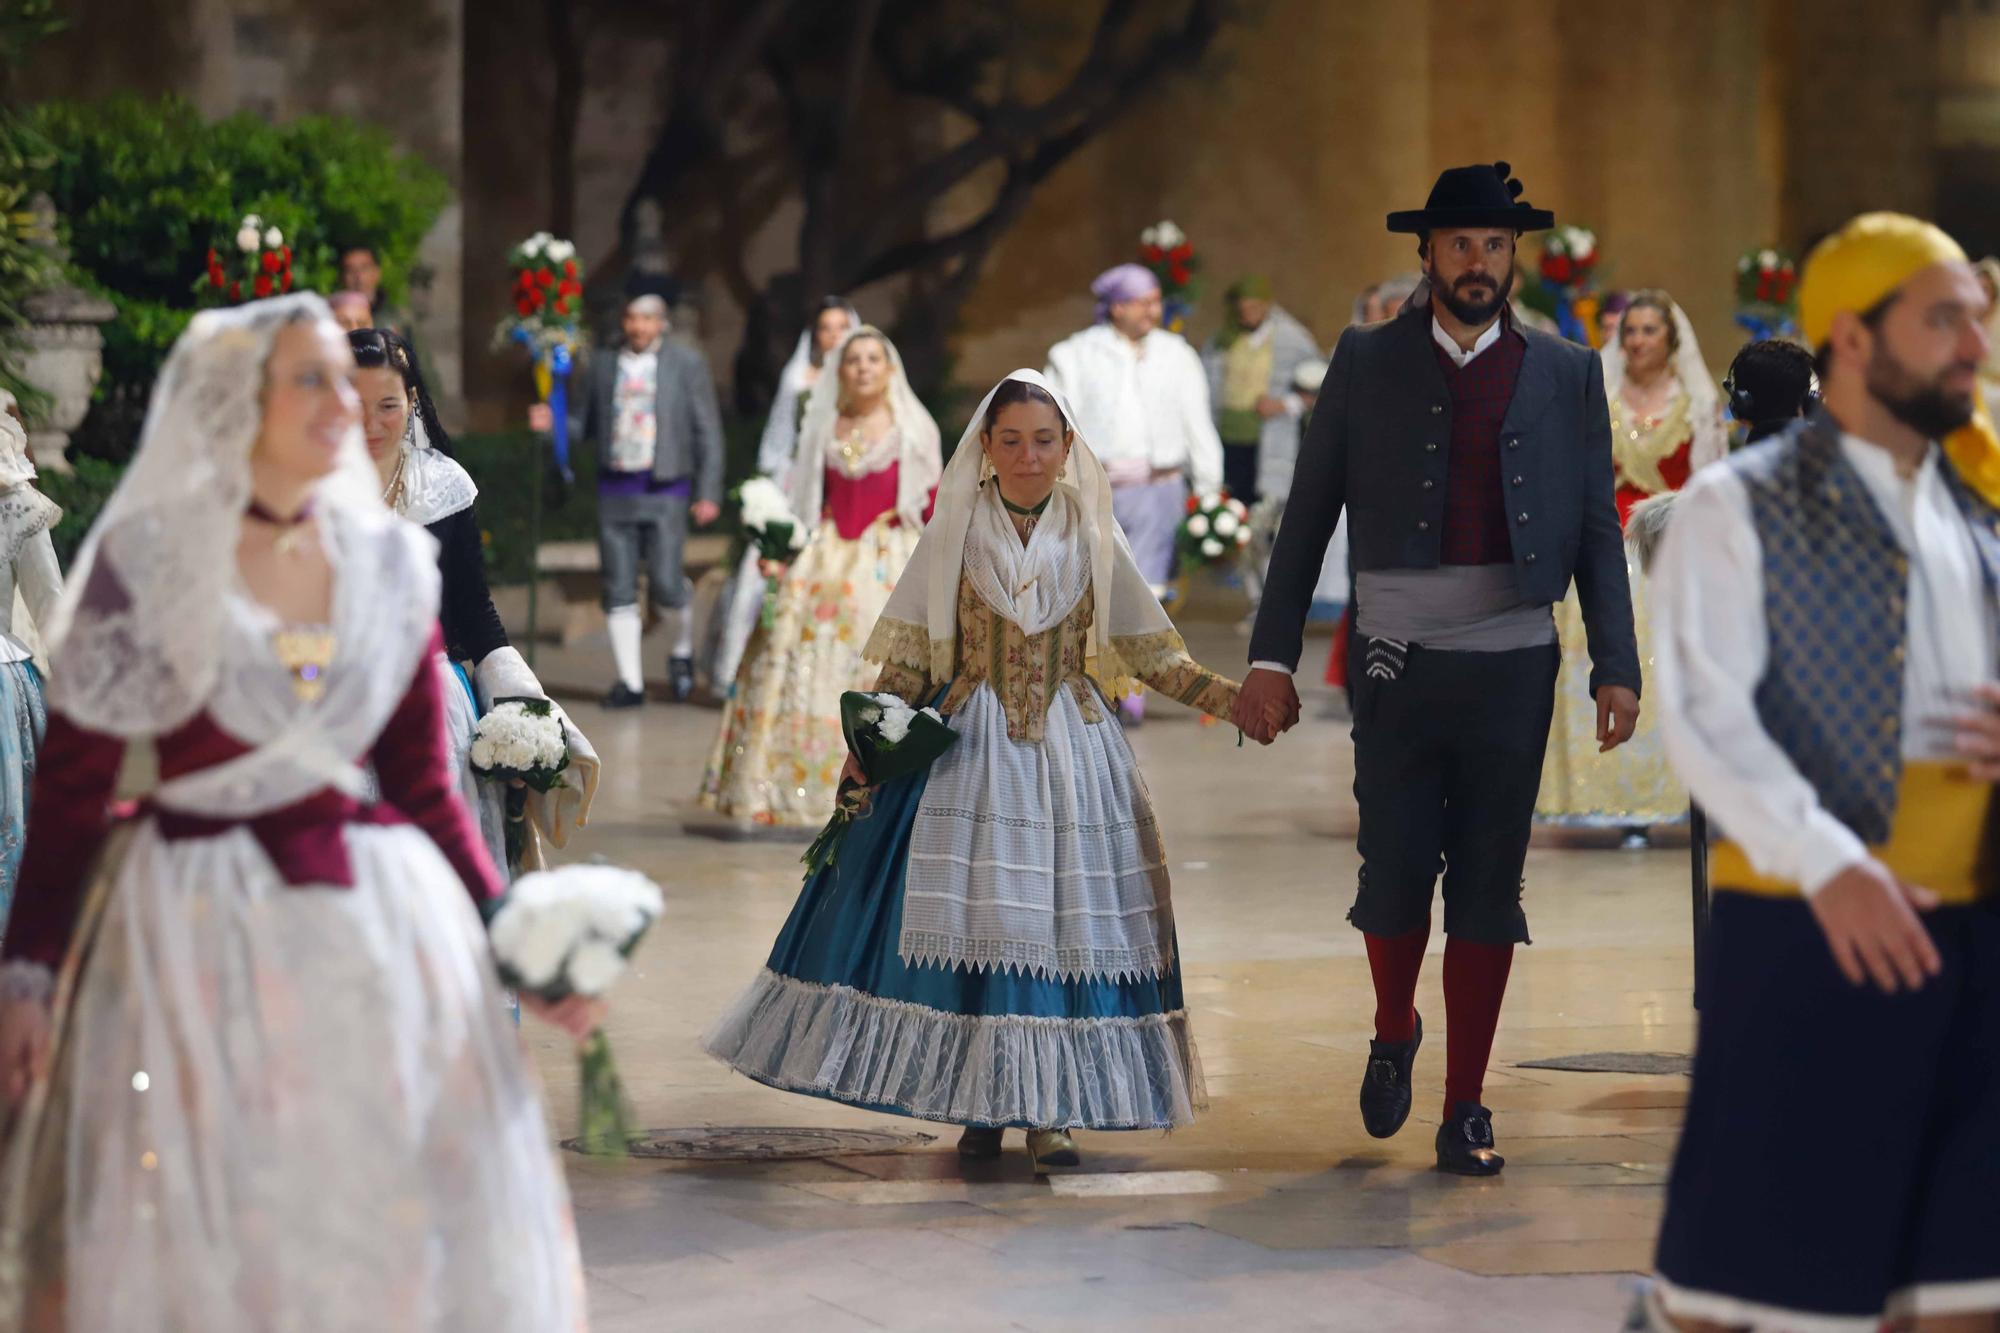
[0,509,583,1332]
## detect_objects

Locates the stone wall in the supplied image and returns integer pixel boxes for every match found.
[12,0,1965,421]
[19,0,465,401]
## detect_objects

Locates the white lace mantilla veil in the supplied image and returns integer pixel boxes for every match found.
[1600,293,1728,472]
[880,367,1173,698]
[393,407,478,527]
[43,294,389,738]
[787,325,942,531]
[778,301,863,388]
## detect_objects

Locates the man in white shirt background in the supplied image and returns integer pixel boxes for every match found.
[1046,262,1225,725]
[1640,212,2000,1333]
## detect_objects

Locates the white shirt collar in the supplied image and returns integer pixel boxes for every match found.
[1431,315,1503,369]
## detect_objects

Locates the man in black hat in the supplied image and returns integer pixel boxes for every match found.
[1235,162,1641,1175]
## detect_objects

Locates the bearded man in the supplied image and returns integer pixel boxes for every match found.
[1636,214,2000,1332]
[1235,162,1641,1175]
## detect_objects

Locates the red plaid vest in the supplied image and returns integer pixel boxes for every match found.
[1432,327,1526,565]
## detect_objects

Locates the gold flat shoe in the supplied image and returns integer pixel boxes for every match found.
[1025,1128,1080,1170]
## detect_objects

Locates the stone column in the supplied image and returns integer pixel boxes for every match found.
[16,195,115,474]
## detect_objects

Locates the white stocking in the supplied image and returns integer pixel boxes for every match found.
[607,605,644,691]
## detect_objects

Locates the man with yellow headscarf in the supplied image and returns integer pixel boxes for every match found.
[1635,213,2000,1331]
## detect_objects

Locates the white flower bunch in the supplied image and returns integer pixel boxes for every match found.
[1201,537,1225,558]
[470,701,568,777]
[488,864,665,996]
[863,691,918,746]
[1186,512,1210,539]
[737,477,805,548]
[236,213,264,255]
[1212,509,1239,538]
[1757,248,1779,271]
[264,226,284,249]
[519,230,556,259]
[1142,220,1187,250]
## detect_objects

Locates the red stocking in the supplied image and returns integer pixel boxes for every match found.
[1442,936,1515,1115]
[1363,922,1430,1044]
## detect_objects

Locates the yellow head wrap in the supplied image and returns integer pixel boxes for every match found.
[1799,212,1965,349]
[1802,213,2000,506]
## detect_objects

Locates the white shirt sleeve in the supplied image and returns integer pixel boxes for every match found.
[1650,469,1869,895]
[1181,343,1226,496]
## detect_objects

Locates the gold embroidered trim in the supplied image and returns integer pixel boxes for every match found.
[861,615,930,669]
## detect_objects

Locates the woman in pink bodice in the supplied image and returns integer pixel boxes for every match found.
[699,327,942,827]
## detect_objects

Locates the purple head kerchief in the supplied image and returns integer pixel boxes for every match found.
[1091,263,1161,323]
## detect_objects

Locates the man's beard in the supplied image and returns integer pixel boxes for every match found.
[1867,343,1977,439]
[1430,263,1513,326]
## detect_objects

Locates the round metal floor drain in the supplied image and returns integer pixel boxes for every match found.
[561,1125,937,1160]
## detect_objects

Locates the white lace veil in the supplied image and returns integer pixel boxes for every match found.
[780,300,863,383]
[1601,292,1728,471]
[924,369,1139,693]
[0,399,35,490]
[44,293,385,737]
[789,326,942,530]
[395,409,478,526]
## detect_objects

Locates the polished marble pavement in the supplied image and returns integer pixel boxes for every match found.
[514,612,1691,1332]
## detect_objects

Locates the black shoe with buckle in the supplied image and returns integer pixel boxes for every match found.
[1359,1010,1422,1139]
[1435,1101,1505,1176]
[667,656,696,702]
[601,682,645,710]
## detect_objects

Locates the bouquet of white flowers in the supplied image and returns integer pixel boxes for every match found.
[1177,491,1252,572]
[734,477,809,627]
[488,864,665,1155]
[802,691,957,875]
[470,699,572,867]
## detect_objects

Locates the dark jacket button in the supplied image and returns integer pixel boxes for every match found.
[1417,519,1430,531]
[1512,475,1524,486]
[1516,512,1529,524]
[1524,552,1537,564]
[1422,479,1434,491]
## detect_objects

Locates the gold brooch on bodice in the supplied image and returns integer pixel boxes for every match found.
[271,629,338,704]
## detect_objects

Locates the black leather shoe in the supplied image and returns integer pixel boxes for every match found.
[1359,1010,1422,1139]
[668,656,696,702]
[1435,1101,1505,1176]
[956,1126,1003,1160]
[601,682,645,710]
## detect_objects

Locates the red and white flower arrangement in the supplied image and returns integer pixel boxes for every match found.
[199,212,293,305]
[1735,247,1798,310]
[1177,490,1251,572]
[1537,225,1598,290]
[493,231,586,360]
[1139,219,1202,312]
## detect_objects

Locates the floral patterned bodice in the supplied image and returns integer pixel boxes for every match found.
[865,575,1239,743]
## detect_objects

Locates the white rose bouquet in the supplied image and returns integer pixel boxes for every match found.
[802,691,958,875]
[470,699,572,866]
[488,864,665,1154]
[1176,491,1252,572]
[734,477,809,627]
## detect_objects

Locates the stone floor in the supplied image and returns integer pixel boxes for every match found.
[512,612,1690,1332]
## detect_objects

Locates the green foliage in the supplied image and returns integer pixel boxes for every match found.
[39,454,124,566]
[24,96,450,386]
[453,432,600,586]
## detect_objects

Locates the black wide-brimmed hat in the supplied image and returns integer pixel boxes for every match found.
[1386,161,1554,234]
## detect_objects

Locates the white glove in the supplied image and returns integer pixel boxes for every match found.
[527,708,600,848]
[472,645,544,710]
[473,646,601,848]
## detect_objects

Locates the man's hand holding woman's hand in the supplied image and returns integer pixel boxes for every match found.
[1232,667,1301,746]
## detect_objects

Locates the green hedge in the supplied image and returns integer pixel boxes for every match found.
[25,96,449,394]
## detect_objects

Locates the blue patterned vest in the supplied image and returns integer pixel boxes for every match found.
[1736,412,2000,842]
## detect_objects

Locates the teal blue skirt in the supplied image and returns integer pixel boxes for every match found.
[705,753,1202,1130]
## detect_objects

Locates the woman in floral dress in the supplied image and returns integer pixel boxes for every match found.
[706,370,1246,1169]
[699,327,940,827]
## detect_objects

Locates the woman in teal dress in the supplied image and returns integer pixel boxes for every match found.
[705,370,1245,1169]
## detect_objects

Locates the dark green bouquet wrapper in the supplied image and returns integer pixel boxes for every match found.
[801,691,958,876]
